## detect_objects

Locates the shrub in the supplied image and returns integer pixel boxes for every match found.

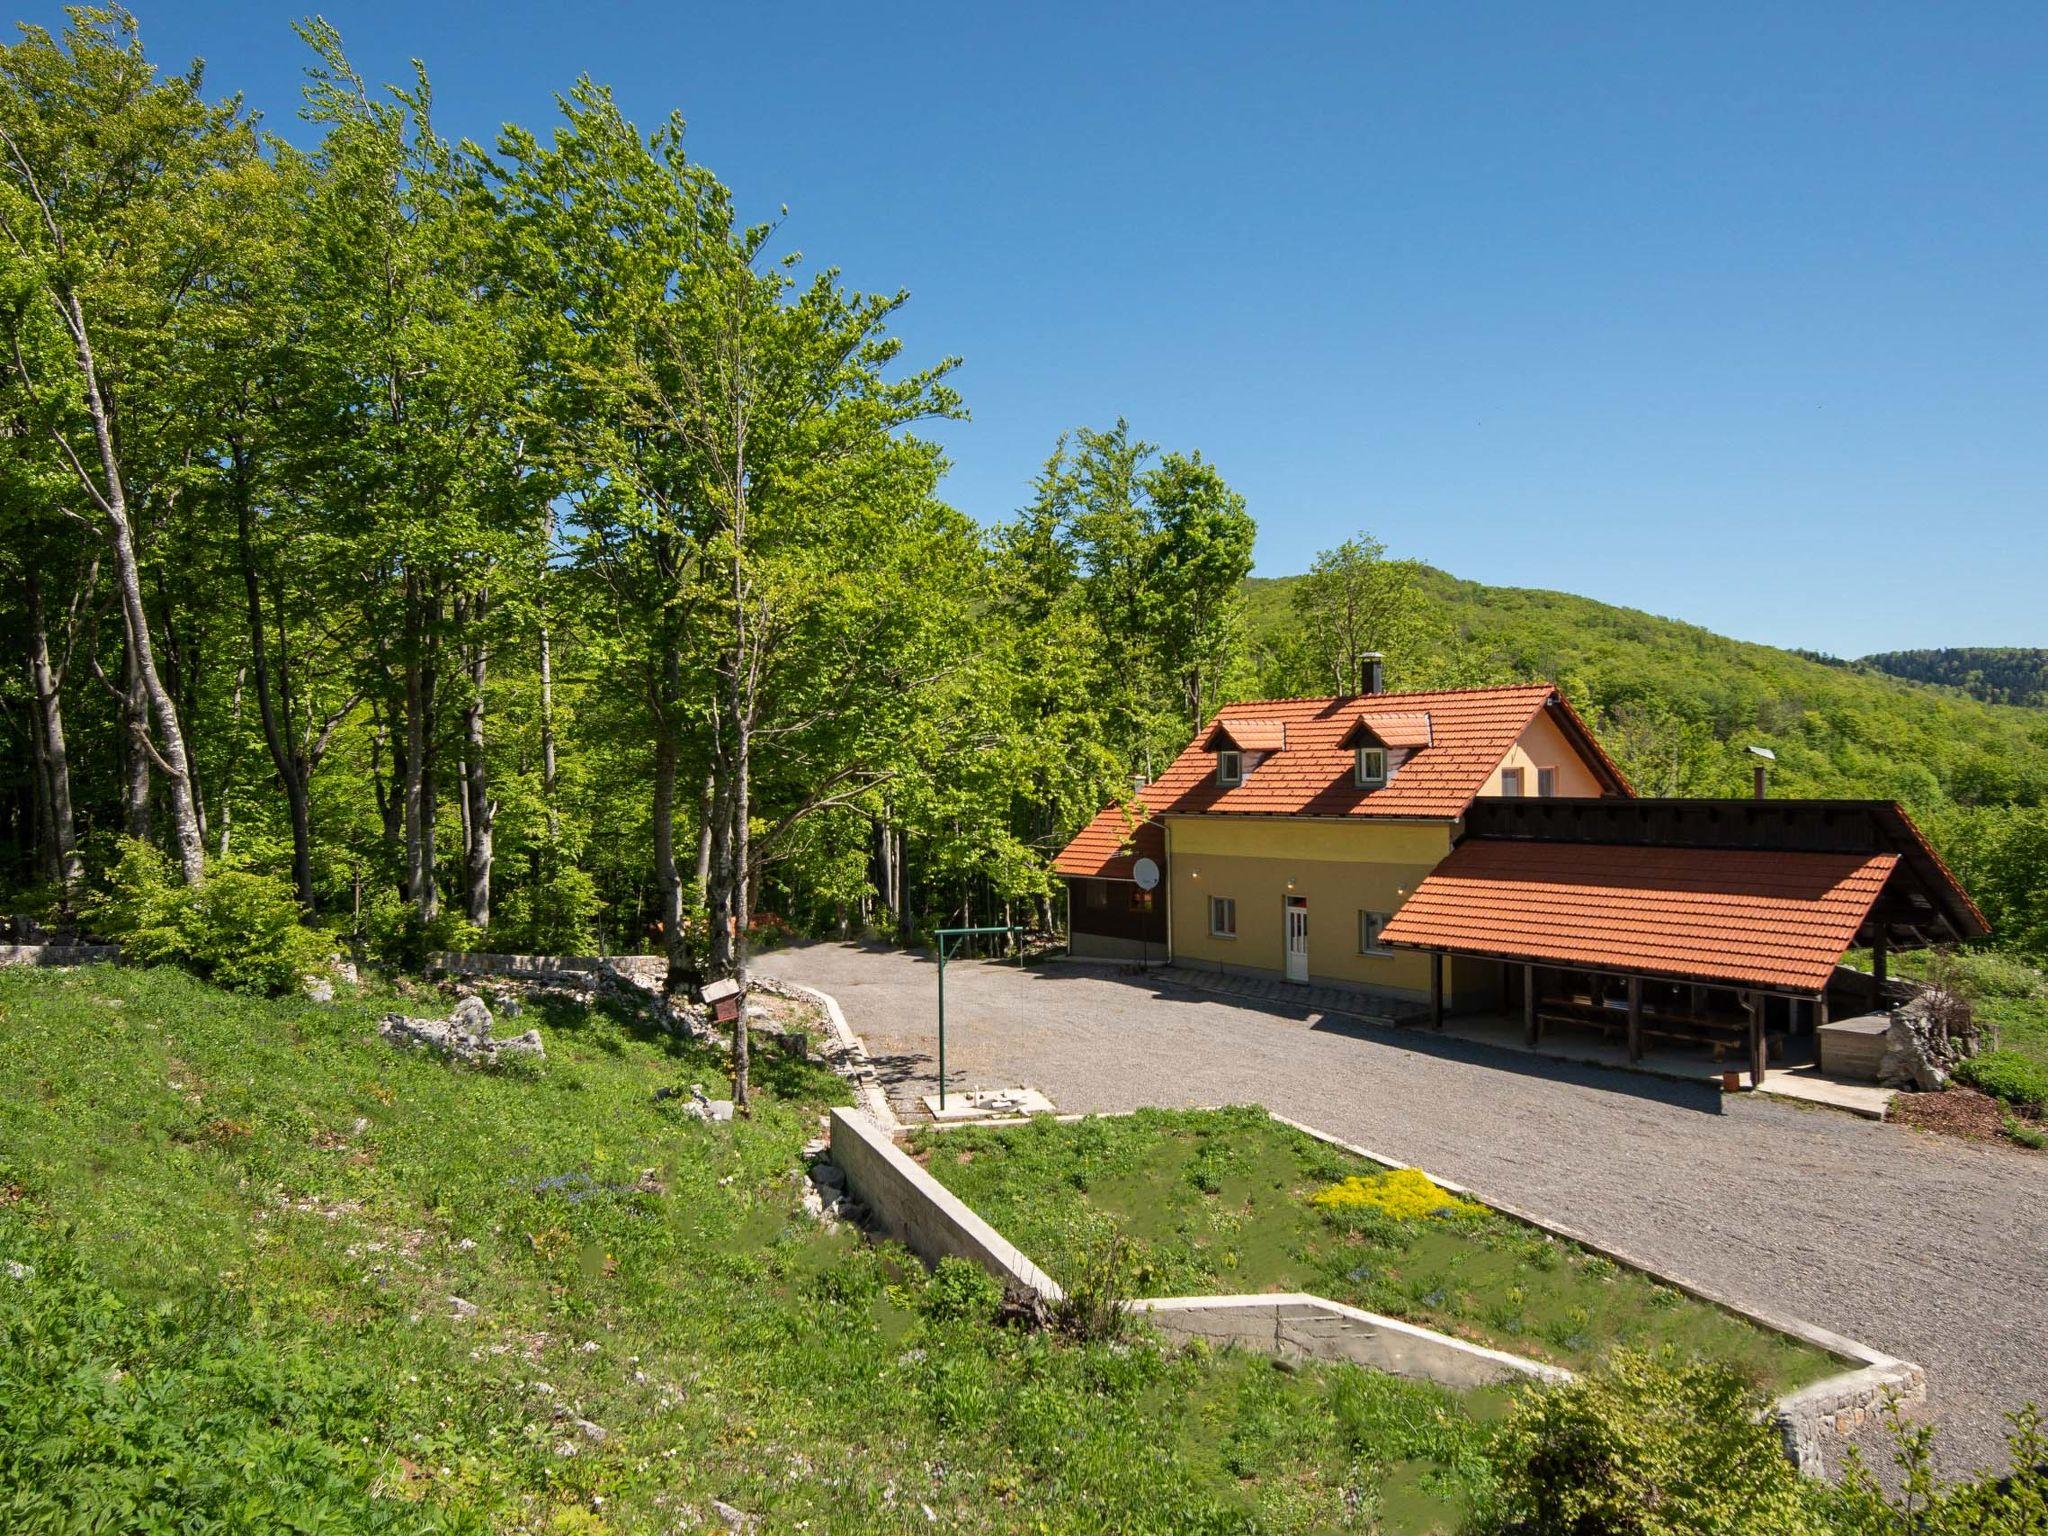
[1944,949,2046,1001]
[86,839,329,997]
[1311,1167,1481,1220]
[359,889,481,972]
[1475,1351,1827,1536]
[2003,1116,2048,1151]
[1827,1402,2048,1534]
[1051,1231,1130,1342]
[922,1256,1003,1323]
[1955,1050,2048,1116]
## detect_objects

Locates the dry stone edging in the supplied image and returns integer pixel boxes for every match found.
[0,943,120,967]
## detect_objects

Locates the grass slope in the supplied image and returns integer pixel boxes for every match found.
[1,966,1507,1534]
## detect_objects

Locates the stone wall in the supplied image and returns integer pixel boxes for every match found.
[0,943,120,967]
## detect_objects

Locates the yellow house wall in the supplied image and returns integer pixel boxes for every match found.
[1478,709,1608,798]
[1167,817,1476,1000]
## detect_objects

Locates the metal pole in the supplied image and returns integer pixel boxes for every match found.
[937,937,948,1111]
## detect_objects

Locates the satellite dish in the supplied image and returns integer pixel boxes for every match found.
[1132,857,1161,891]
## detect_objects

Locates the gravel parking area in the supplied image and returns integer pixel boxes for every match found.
[758,940,2048,1478]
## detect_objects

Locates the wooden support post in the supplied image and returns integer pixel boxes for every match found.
[1747,992,1767,1088]
[1523,964,1538,1046]
[1626,975,1642,1064]
[1429,952,1444,1031]
[1870,934,1888,1012]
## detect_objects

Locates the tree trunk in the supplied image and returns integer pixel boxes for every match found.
[237,476,316,907]
[121,615,152,842]
[538,623,559,843]
[460,596,492,929]
[63,297,205,882]
[23,573,82,893]
[217,667,245,860]
[653,640,687,987]
[708,706,752,1110]
[402,575,440,921]
[692,771,715,888]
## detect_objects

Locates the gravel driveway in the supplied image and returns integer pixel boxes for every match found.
[759,940,2048,1478]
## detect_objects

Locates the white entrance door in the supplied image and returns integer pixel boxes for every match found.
[1284,896,1309,982]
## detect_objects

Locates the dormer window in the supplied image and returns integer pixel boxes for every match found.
[1215,749,1242,786]
[1355,747,1388,788]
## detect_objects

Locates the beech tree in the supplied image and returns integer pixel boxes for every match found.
[0,8,254,883]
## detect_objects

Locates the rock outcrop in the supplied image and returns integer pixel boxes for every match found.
[1877,990,1980,1091]
[379,995,545,1065]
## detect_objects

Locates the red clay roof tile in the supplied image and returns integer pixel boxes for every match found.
[1051,805,1165,881]
[1377,839,1898,992]
[1205,718,1289,752]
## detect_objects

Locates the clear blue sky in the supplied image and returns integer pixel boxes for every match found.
[66,1,2048,654]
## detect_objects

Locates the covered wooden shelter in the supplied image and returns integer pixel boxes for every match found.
[1378,799,1989,1085]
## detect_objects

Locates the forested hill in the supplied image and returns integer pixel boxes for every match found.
[1855,649,2048,709]
[1249,567,2048,805]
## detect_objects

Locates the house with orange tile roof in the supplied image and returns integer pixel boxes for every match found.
[1053,656,1987,1084]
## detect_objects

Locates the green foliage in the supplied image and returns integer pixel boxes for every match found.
[2003,1116,2048,1151]
[357,889,482,972]
[1955,1050,2048,1116]
[921,1256,1003,1324]
[86,838,328,996]
[1826,1404,2048,1534]
[1475,1352,1827,1536]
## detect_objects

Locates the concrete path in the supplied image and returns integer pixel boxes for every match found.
[758,941,2048,1479]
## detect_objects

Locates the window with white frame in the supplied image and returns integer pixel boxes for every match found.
[1355,746,1388,787]
[1215,749,1242,786]
[1209,896,1237,937]
[1501,767,1525,797]
[1537,766,1557,797]
[1358,910,1394,956]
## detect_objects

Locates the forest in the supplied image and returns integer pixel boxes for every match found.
[5,8,2045,993]
[1856,648,2048,710]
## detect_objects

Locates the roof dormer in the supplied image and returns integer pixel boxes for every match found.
[1340,711,1432,790]
[1204,717,1286,786]
[1203,718,1287,753]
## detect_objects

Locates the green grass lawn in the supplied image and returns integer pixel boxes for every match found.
[913,1109,1839,1395]
[1,967,1509,1534]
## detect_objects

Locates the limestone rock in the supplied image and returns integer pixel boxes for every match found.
[301,975,335,1004]
[450,995,494,1039]
[379,996,543,1067]
[1878,990,1980,1092]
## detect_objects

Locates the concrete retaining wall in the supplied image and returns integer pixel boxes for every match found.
[1132,1294,1568,1389]
[827,1107,1063,1301]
